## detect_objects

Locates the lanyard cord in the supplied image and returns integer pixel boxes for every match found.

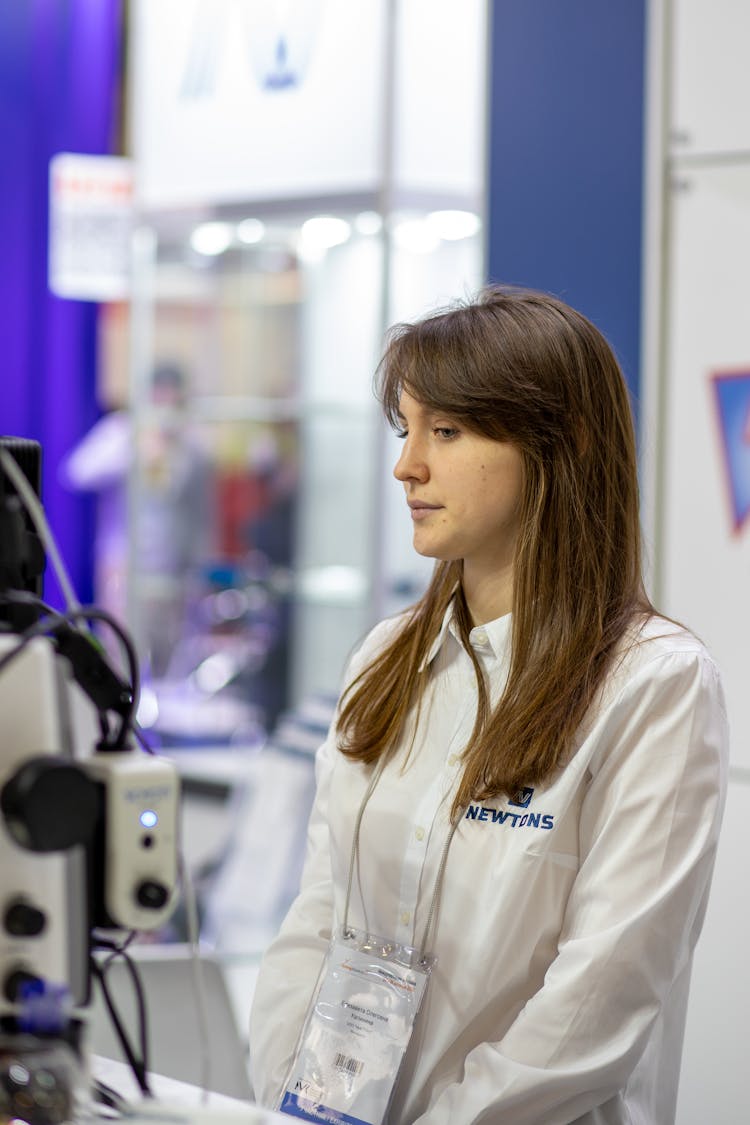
[342,755,463,966]
[342,756,387,939]
[416,814,461,962]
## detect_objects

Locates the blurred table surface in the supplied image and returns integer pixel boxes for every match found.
[92,1055,288,1123]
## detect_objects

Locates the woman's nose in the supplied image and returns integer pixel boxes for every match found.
[393,438,428,483]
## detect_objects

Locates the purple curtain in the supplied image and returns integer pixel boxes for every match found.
[0,0,123,607]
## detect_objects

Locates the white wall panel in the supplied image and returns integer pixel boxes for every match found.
[662,163,750,769]
[676,777,750,1124]
[393,0,486,202]
[672,0,750,154]
[656,9,750,1117]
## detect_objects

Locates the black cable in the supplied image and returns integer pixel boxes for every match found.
[0,589,56,618]
[90,955,152,1098]
[91,1077,131,1116]
[94,937,150,1086]
[132,719,157,756]
[0,594,135,748]
[94,932,137,958]
[91,956,147,1094]
[0,606,70,678]
[99,935,151,1085]
[117,948,151,1086]
[92,932,151,1084]
[0,591,138,702]
[63,605,139,749]
[67,607,139,710]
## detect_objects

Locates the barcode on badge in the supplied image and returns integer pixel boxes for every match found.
[334,1052,364,1076]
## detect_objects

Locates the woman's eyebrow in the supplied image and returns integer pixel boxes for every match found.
[424,407,459,422]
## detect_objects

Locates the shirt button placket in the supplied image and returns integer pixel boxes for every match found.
[397,823,428,945]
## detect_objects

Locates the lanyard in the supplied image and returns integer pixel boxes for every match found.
[342,755,462,966]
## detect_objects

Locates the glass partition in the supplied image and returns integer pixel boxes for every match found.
[124,207,482,750]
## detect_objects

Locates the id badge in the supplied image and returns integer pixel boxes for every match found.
[278,926,435,1125]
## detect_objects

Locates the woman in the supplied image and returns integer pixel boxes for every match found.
[249,286,728,1124]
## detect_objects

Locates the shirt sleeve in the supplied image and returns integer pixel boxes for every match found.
[248,723,337,1107]
[413,645,729,1124]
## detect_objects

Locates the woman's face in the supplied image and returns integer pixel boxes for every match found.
[393,391,524,581]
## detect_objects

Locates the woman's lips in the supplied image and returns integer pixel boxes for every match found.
[408,502,441,520]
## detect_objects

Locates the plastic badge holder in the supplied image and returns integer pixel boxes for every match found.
[278,927,435,1125]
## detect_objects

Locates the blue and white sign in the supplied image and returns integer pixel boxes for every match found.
[713,370,750,534]
[179,0,325,98]
[130,0,385,207]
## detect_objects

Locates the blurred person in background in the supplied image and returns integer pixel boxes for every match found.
[62,363,211,677]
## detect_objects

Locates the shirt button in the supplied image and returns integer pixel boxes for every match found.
[415,826,425,841]
[473,629,488,646]
[400,911,411,926]
[447,754,458,767]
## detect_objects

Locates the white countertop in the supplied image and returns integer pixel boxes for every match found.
[92,1056,288,1123]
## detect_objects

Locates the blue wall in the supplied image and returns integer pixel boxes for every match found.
[487,0,646,414]
[0,0,122,607]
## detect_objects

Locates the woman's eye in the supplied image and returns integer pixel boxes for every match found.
[434,427,459,439]
[394,428,408,440]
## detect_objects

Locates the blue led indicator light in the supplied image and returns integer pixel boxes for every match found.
[140,810,158,829]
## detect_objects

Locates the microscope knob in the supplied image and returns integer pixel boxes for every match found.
[0,756,99,852]
[4,899,46,937]
[135,880,169,910]
[3,966,42,1003]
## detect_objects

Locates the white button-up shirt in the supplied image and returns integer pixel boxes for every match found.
[249,608,728,1124]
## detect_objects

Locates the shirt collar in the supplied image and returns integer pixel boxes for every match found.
[419,602,455,672]
[419,598,512,672]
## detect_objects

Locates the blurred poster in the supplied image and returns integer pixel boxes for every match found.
[48,153,134,300]
[712,370,750,534]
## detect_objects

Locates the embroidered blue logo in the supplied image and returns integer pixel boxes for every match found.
[465,787,555,831]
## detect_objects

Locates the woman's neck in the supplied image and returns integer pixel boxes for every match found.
[462,562,514,625]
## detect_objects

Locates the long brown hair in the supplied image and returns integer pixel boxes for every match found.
[337,286,654,815]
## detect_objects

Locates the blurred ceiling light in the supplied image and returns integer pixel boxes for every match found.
[391,216,440,254]
[426,209,481,241]
[300,215,351,251]
[190,221,233,256]
[354,210,383,236]
[237,217,266,244]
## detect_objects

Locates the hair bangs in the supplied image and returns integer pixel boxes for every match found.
[376,319,459,427]
[376,304,515,438]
